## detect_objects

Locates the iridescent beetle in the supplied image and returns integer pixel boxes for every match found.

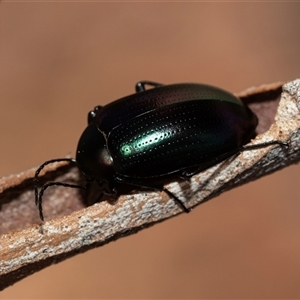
[34,81,287,220]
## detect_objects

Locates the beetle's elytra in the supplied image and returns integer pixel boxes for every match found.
[34,81,286,220]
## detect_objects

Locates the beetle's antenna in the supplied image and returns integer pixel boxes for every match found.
[34,158,85,221]
[34,158,76,204]
[37,181,87,221]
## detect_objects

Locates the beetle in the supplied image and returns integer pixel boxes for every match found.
[34,80,286,220]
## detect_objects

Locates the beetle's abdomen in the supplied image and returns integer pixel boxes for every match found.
[108,100,257,178]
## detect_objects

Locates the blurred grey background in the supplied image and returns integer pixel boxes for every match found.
[1,2,300,298]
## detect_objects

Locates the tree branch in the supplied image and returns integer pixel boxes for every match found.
[1,79,300,290]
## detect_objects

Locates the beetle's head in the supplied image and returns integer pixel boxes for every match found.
[76,122,115,182]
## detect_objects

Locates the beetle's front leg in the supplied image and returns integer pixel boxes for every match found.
[88,106,103,124]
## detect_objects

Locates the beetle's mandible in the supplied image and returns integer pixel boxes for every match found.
[34,81,287,220]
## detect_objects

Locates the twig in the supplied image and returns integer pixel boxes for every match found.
[0,79,299,290]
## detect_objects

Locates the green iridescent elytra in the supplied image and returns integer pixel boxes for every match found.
[76,82,257,180]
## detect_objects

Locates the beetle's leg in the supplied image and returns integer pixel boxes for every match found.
[162,187,190,213]
[241,140,289,151]
[135,81,164,92]
[114,176,190,213]
[88,105,103,124]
